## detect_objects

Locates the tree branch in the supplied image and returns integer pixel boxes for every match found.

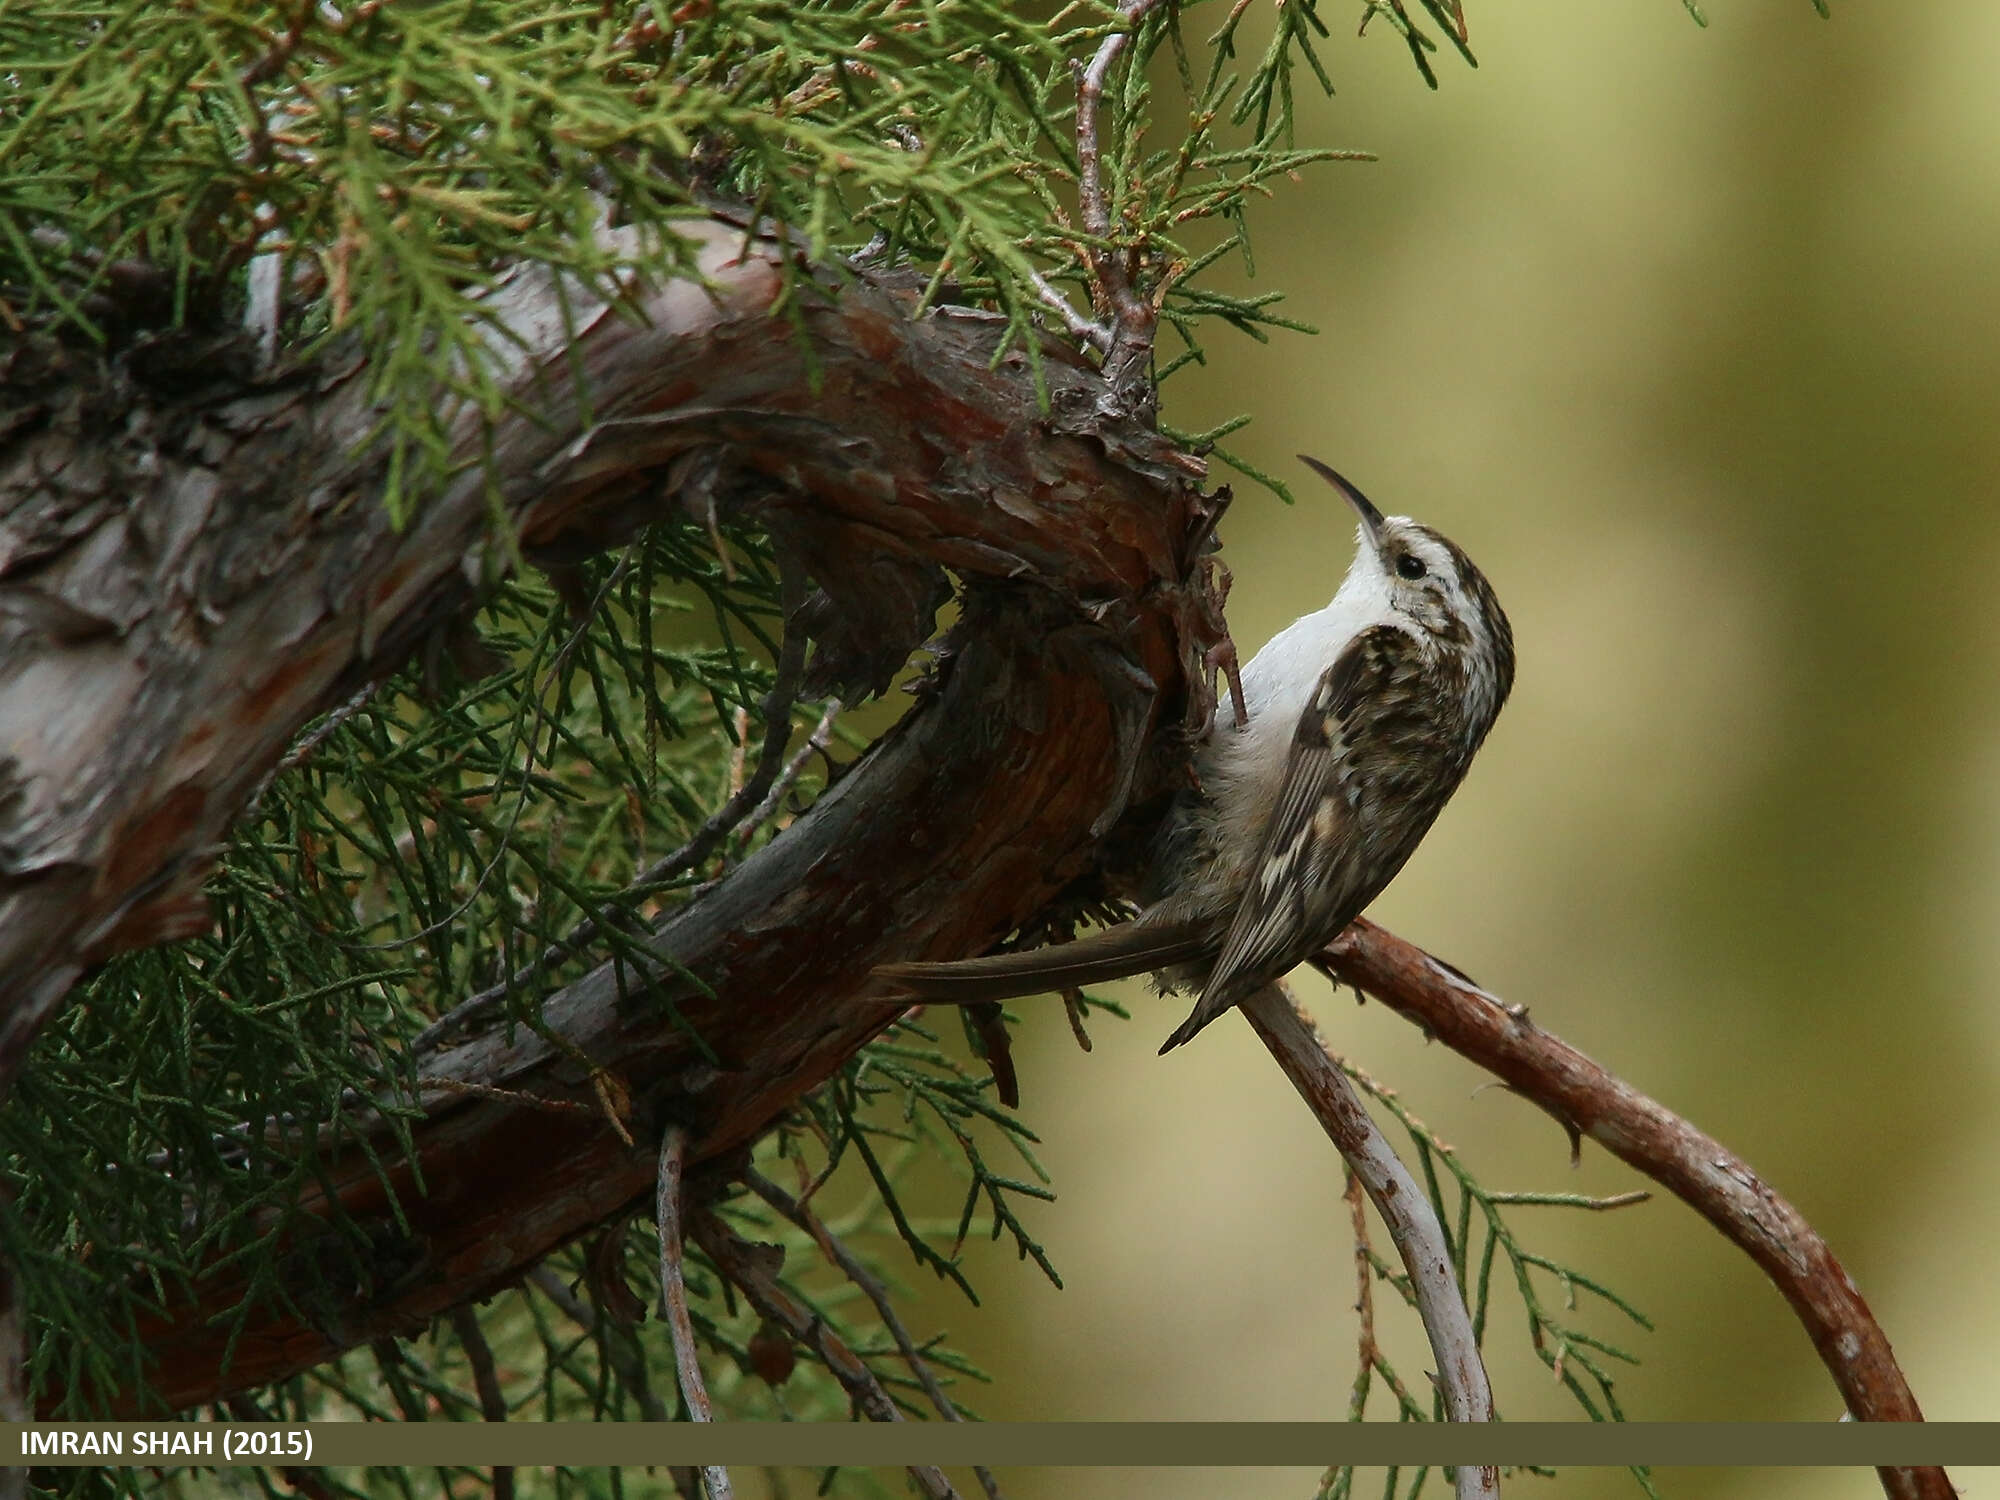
[657,1125,730,1500]
[446,1306,513,1500]
[1073,0,1166,400]
[733,698,843,855]
[1319,918,1950,1500]
[1340,1167,1406,1419]
[17,216,1215,1415]
[0,214,1213,1102]
[1239,983,1498,1500]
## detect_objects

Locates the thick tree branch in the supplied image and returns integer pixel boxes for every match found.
[6,216,1217,1414]
[1319,919,1949,1500]
[0,217,1213,1096]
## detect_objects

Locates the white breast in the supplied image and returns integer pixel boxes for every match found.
[1188,545,1398,886]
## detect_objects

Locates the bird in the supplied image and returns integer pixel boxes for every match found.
[875,456,1515,1053]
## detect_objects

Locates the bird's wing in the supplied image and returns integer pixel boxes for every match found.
[1160,625,1412,1051]
[874,918,1211,1005]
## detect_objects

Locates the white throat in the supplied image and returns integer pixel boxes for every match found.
[1233,535,1396,733]
[1188,532,1399,880]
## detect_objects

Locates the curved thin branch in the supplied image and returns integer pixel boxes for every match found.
[657,1125,730,1500]
[1239,983,1499,1500]
[1319,918,1950,1500]
[734,698,843,855]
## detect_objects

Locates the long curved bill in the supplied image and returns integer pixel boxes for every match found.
[1297,454,1385,554]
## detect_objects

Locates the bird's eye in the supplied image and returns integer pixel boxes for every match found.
[1395,553,1427,581]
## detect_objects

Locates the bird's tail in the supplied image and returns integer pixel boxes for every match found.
[1157,982,1242,1053]
[874,921,1208,1005]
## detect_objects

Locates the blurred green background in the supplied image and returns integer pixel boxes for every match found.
[873,3,2000,1497]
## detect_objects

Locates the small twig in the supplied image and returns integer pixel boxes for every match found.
[448,1306,514,1500]
[448,1306,508,1421]
[692,1208,964,1500]
[1484,1190,1650,1211]
[274,681,379,775]
[238,0,313,89]
[1060,987,1093,1052]
[531,1264,698,1497]
[726,706,750,796]
[368,1339,425,1421]
[1027,268,1112,351]
[1341,1167,1382,1421]
[742,1168,1006,1500]
[182,1067,600,1176]
[1239,982,1498,1500]
[1321,917,1950,1500]
[1076,1,1161,264]
[735,698,842,851]
[421,1076,595,1113]
[410,572,814,1057]
[526,1266,671,1423]
[1072,0,1166,392]
[657,1126,732,1500]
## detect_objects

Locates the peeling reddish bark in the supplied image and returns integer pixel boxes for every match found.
[2,220,1217,1412]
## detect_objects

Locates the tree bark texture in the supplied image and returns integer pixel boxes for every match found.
[0,220,1220,1411]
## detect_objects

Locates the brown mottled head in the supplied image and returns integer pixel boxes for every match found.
[1297,456,1514,740]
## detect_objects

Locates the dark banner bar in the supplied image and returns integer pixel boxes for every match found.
[8,1423,1999,1468]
